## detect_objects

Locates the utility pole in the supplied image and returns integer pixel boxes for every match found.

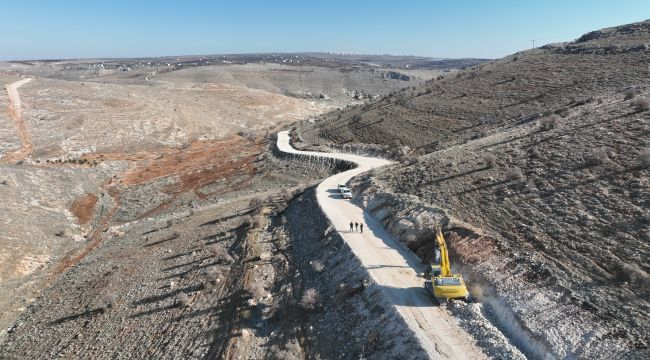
[531,40,536,49]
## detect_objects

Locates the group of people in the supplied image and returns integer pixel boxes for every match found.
[349,221,363,233]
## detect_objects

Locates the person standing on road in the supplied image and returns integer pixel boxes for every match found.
[355,222,359,232]
[360,223,363,233]
[350,222,354,232]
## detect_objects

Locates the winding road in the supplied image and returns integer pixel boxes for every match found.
[277,131,484,359]
[2,78,33,163]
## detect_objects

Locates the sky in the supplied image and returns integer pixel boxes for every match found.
[0,0,648,61]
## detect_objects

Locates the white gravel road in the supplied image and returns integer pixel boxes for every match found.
[277,131,485,359]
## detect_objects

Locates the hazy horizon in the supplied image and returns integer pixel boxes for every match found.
[1,0,649,61]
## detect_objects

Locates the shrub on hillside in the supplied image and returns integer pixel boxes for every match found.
[587,148,609,166]
[623,89,637,100]
[209,244,233,263]
[103,294,117,309]
[311,260,325,273]
[505,167,524,181]
[253,215,266,229]
[204,266,222,288]
[177,292,191,307]
[300,288,321,311]
[483,154,498,168]
[630,97,649,112]
[539,115,559,131]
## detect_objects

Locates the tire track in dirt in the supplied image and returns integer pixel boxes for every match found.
[2,78,33,163]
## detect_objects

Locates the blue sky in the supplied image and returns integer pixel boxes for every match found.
[0,0,648,60]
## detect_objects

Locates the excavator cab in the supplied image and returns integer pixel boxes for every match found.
[424,228,470,302]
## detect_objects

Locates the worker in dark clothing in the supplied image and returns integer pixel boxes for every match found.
[355,222,359,231]
[360,223,363,233]
[350,222,354,232]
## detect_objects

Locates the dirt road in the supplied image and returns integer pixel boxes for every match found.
[2,78,33,163]
[276,131,484,359]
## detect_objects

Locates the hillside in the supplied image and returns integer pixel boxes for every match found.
[296,20,650,359]
[0,53,480,359]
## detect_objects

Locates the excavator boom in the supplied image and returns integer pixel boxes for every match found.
[436,229,451,277]
[425,228,470,302]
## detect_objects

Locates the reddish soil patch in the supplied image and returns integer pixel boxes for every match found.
[70,193,98,225]
[82,136,261,191]
[53,137,262,279]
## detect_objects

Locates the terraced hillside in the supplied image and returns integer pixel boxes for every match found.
[297,20,650,359]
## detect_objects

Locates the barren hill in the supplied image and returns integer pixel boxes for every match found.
[0,54,479,359]
[296,20,650,359]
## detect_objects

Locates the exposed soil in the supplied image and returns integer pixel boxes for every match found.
[70,193,98,225]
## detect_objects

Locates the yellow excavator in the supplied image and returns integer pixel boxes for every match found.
[424,228,470,302]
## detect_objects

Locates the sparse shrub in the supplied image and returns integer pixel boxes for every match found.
[103,294,117,309]
[630,97,649,112]
[505,167,524,181]
[311,260,325,273]
[623,89,637,100]
[205,266,222,288]
[300,288,321,312]
[483,154,497,168]
[249,198,262,210]
[587,148,609,166]
[54,229,65,237]
[539,115,558,131]
[273,341,301,360]
[177,292,191,307]
[253,215,266,229]
[209,244,233,263]
[247,281,266,300]
[241,215,254,227]
[280,189,293,203]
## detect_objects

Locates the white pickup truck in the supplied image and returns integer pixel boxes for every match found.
[338,184,352,199]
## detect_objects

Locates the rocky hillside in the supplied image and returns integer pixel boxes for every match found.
[296,20,650,359]
[299,20,649,153]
